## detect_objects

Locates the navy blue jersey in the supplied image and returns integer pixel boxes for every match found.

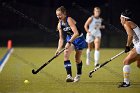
[60,17,81,36]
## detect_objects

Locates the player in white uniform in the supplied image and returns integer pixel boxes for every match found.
[118,10,140,88]
[84,7,105,66]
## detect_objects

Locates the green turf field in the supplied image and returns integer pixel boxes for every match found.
[0,48,140,93]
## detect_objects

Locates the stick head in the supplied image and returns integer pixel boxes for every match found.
[89,71,93,78]
[32,69,37,74]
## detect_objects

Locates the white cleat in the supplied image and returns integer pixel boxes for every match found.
[66,74,74,82]
[95,63,100,67]
[74,74,81,82]
[86,59,90,65]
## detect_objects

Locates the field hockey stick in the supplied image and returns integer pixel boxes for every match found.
[32,48,65,74]
[89,50,125,78]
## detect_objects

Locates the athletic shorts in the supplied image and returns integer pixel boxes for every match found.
[66,34,87,50]
[86,30,101,43]
[134,43,140,54]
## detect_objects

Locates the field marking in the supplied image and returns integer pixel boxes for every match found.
[0,48,14,72]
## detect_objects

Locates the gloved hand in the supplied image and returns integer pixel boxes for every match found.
[125,46,130,53]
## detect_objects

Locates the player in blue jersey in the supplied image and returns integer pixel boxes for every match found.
[55,6,87,82]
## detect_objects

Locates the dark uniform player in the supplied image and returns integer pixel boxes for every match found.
[55,6,87,82]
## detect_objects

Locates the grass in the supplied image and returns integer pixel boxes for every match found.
[0,47,140,93]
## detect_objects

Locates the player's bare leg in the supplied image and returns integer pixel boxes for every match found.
[136,58,140,68]
[119,48,138,87]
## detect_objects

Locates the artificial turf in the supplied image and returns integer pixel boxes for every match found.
[0,47,140,93]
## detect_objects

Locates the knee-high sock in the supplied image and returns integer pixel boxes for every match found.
[76,62,83,75]
[123,65,130,84]
[64,60,72,76]
[94,50,100,66]
[86,49,90,60]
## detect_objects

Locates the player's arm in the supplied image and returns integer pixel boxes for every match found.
[84,17,92,33]
[56,22,64,54]
[100,18,105,29]
[124,22,133,46]
[124,22,133,53]
[67,17,79,43]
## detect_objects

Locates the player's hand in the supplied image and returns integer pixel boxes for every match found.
[94,26,98,29]
[55,50,60,56]
[87,32,91,36]
[125,46,130,53]
[101,25,105,29]
[94,24,100,29]
[65,41,71,49]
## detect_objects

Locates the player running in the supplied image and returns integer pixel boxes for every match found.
[55,6,87,82]
[118,10,140,88]
[84,7,105,66]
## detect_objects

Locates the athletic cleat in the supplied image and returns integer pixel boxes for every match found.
[66,74,74,82]
[86,59,90,65]
[74,74,81,82]
[118,82,130,88]
[95,63,100,67]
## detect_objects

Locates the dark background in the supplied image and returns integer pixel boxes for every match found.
[0,0,139,47]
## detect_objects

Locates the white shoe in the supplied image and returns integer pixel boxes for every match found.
[95,63,100,67]
[86,58,90,65]
[74,74,81,82]
[66,74,74,82]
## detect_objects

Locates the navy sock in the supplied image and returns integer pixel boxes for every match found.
[64,60,72,76]
[77,61,82,75]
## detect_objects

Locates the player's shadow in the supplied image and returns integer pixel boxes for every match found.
[82,81,140,88]
[101,66,140,88]
[131,82,140,88]
[12,52,140,88]
[12,53,68,87]
[82,81,118,86]
[103,66,122,78]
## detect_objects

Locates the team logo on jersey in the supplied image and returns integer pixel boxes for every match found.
[95,21,101,24]
[63,27,71,31]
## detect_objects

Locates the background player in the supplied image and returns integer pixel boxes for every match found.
[84,7,105,66]
[55,6,86,82]
[118,10,140,87]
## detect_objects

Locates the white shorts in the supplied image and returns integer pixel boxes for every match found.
[134,43,140,54]
[86,30,101,43]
